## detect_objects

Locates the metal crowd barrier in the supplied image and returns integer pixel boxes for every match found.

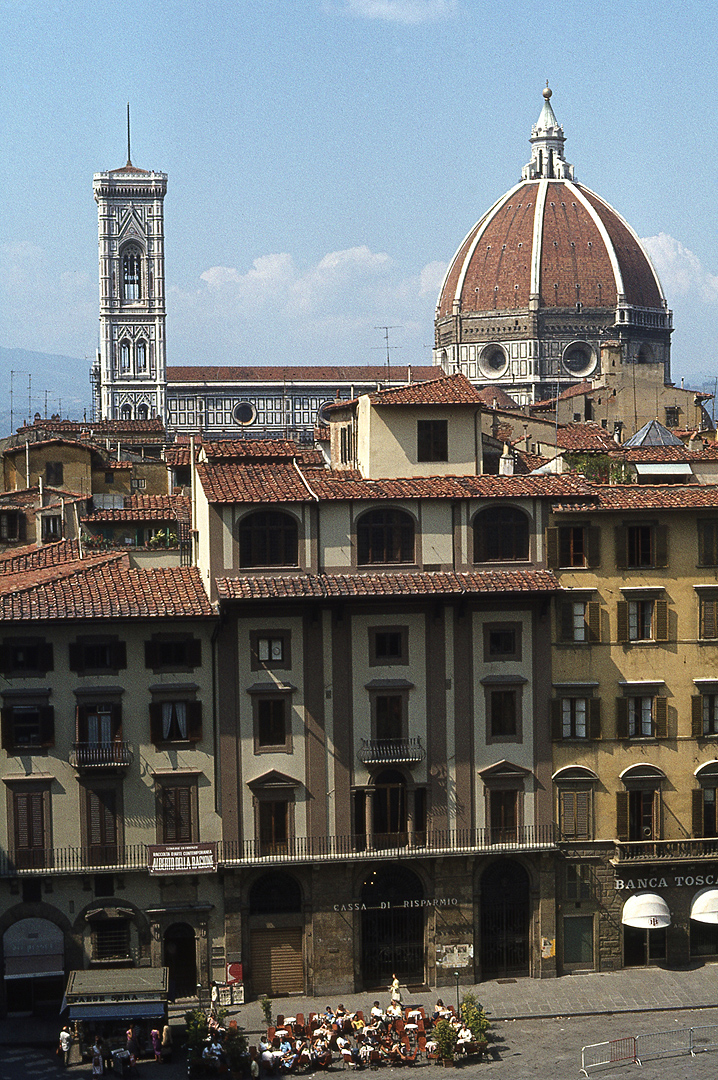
[581,1025,718,1074]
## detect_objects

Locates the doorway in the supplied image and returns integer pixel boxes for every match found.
[480,860,530,978]
[361,865,424,988]
[164,923,197,999]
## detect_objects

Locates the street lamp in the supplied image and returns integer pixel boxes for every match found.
[454,970,460,1015]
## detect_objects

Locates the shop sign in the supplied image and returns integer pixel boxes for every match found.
[147,842,217,875]
[615,871,718,890]
[333,897,459,912]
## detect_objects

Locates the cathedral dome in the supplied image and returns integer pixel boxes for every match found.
[435,88,671,396]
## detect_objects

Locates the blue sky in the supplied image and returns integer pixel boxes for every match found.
[2,0,718,417]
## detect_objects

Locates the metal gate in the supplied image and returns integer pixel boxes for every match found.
[480,859,530,977]
[361,905,424,988]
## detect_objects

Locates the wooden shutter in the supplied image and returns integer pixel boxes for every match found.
[654,696,668,738]
[587,601,601,642]
[40,705,55,747]
[186,701,202,742]
[654,600,669,641]
[87,788,117,848]
[110,641,127,670]
[550,699,563,740]
[692,789,705,838]
[574,790,591,839]
[38,642,54,672]
[586,526,601,567]
[616,791,629,841]
[616,697,629,740]
[1,707,14,750]
[144,640,159,668]
[615,526,628,569]
[589,698,602,740]
[654,524,668,568]
[546,527,559,569]
[69,642,83,672]
[559,789,576,837]
[701,599,718,640]
[560,603,573,642]
[616,601,629,643]
[692,695,704,738]
[164,786,192,843]
[14,791,44,850]
[149,702,163,744]
[186,638,202,667]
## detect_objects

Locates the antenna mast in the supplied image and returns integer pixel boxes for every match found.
[373,325,402,386]
[126,102,132,166]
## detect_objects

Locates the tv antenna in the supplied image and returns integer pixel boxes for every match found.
[373,325,402,385]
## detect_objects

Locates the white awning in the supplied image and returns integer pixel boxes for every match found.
[690,888,718,925]
[621,892,671,929]
[634,462,692,476]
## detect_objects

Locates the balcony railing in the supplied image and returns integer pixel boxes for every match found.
[69,741,134,768]
[613,838,718,863]
[357,738,426,765]
[0,825,557,877]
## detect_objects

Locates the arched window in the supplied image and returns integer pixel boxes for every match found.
[120,404,132,421]
[136,404,149,420]
[120,341,131,372]
[239,511,298,568]
[473,506,529,562]
[136,341,147,372]
[249,872,302,915]
[122,245,141,300]
[357,509,414,565]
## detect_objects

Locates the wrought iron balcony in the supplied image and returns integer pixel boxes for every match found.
[357,738,426,765]
[0,825,558,877]
[69,741,133,769]
[613,838,718,864]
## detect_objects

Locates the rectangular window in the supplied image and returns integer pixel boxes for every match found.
[665,406,680,428]
[0,510,26,542]
[12,789,47,869]
[41,515,62,542]
[369,626,408,666]
[85,786,120,866]
[704,695,718,735]
[617,599,668,643]
[131,478,146,491]
[616,695,667,739]
[46,462,63,486]
[483,622,522,661]
[258,799,289,855]
[629,599,653,640]
[257,698,288,749]
[145,636,201,671]
[616,523,667,569]
[487,688,521,740]
[417,419,448,462]
[560,525,585,566]
[558,789,592,840]
[698,520,718,567]
[70,638,127,674]
[700,597,718,640]
[559,600,600,643]
[552,697,600,740]
[161,785,194,843]
[489,789,518,843]
[2,702,55,750]
[375,695,403,741]
[149,700,202,744]
[566,863,592,899]
[93,920,130,962]
[250,631,290,670]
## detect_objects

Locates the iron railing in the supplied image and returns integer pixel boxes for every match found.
[613,837,718,863]
[68,741,134,768]
[0,824,557,877]
[357,738,426,765]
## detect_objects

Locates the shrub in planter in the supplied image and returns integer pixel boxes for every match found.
[433,1018,458,1061]
[460,991,490,1043]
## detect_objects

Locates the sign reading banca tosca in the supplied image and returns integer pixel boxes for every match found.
[148,842,217,875]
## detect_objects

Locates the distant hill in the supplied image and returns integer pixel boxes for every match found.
[0,347,93,436]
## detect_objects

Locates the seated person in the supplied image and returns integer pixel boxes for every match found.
[386,1002,402,1020]
[370,1001,384,1024]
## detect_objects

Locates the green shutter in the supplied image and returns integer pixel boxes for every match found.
[654,696,668,739]
[586,526,601,568]
[654,525,668,567]
[616,601,629,643]
[692,695,704,738]
[587,601,601,642]
[616,697,629,740]
[702,599,718,640]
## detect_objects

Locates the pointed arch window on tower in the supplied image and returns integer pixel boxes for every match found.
[122,245,142,301]
[136,341,147,372]
[120,341,131,373]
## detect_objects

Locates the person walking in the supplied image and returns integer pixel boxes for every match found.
[92,1036,104,1078]
[59,1027,72,1068]
[161,1024,173,1064]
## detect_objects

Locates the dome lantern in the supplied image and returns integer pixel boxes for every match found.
[522,83,574,182]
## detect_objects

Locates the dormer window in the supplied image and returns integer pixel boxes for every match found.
[122,245,141,300]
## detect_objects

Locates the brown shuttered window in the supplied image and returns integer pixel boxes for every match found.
[586,601,600,642]
[655,696,668,738]
[701,599,718,640]
[14,791,44,852]
[616,697,629,739]
[655,600,669,641]
[616,791,629,841]
[615,526,628,569]
[616,601,629,642]
[586,526,601,567]
[698,520,718,566]
[692,695,704,738]
[162,786,193,843]
[693,789,705,837]
[87,788,118,851]
[559,789,591,839]
[546,527,559,569]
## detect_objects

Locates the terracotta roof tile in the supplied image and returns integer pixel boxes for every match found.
[82,495,190,523]
[0,539,81,574]
[366,372,483,406]
[167,365,440,384]
[553,484,718,512]
[531,381,594,409]
[217,568,560,601]
[197,463,312,504]
[474,385,521,409]
[0,556,212,621]
[556,423,620,452]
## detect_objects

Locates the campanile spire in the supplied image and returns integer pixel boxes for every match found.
[521,83,575,181]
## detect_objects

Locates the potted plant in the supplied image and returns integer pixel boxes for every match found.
[184,1007,209,1077]
[433,1018,458,1065]
[460,992,490,1057]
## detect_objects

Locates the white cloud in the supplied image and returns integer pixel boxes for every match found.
[642,233,718,305]
[327,0,457,24]
[419,260,448,295]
